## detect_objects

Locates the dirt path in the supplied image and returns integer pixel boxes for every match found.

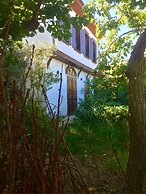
[68,155,124,194]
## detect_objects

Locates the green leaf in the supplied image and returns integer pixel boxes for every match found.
[38,26,44,33]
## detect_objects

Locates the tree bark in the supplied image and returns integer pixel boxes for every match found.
[124,29,146,194]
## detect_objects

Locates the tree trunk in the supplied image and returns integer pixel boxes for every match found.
[124,29,146,194]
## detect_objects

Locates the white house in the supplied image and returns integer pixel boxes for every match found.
[28,0,97,115]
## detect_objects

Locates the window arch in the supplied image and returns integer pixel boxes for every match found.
[66,66,76,77]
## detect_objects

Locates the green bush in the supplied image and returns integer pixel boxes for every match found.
[72,77,129,170]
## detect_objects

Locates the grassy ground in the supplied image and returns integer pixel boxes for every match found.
[66,118,129,193]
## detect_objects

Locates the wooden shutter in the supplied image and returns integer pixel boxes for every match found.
[69,27,71,45]
[72,26,76,48]
[80,29,85,55]
[85,33,89,57]
[89,38,93,61]
[93,42,97,63]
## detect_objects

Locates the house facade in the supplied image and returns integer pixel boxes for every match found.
[28,0,97,115]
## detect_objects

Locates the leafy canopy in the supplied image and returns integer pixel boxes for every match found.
[83,0,146,105]
[84,0,145,65]
[0,0,87,41]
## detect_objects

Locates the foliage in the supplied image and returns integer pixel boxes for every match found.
[82,0,145,143]
[24,42,60,91]
[2,40,60,105]
[80,0,145,142]
[2,38,28,84]
[0,1,94,194]
[0,78,90,193]
[0,39,90,194]
[0,0,145,192]
[92,64,128,105]
[24,99,51,135]
[83,0,146,75]
[76,87,128,134]
[74,70,129,170]
[81,0,145,149]
[76,70,128,126]
[68,114,129,170]
[81,2,146,191]
[0,0,88,41]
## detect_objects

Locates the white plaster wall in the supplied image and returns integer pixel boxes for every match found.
[47,59,68,115]
[55,39,96,70]
[77,71,93,105]
[47,59,93,115]
[26,29,97,71]
[26,28,96,115]
[26,30,53,44]
[77,71,87,105]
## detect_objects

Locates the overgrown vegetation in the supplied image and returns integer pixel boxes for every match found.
[0,43,92,194]
[69,66,129,173]
[0,0,146,193]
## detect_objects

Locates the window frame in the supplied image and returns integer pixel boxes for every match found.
[66,66,77,77]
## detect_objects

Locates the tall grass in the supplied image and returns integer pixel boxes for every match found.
[70,96,129,173]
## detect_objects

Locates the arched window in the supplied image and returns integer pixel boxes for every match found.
[66,66,76,77]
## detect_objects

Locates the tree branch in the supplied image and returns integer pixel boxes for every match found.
[24,0,43,31]
[0,0,16,40]
[105,29,136,53]
[126,29,146,77]
[130,29,146,60]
